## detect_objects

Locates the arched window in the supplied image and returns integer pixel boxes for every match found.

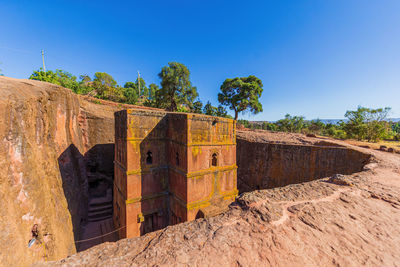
[176,152,179,166]
[146,151,153,165]
[212,153,218,167]
[195,210,205,219]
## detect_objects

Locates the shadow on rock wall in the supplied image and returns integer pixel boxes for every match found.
[58,143,114,248]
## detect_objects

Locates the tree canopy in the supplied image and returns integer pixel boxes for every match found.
[344,106,391,141]
[123,81,139,104]
[157,62,199,112]
[218,75,263,120]
[203,101,218,116]
[29,69,84,93]
[28,66,256,120]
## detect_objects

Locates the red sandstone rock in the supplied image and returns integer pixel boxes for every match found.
[34,130,400,267]
[3,77,400,266]
[328,174,353,186]
[114,110,237,238]
[0,76,156,266]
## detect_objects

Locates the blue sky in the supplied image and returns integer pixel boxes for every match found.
[1,0,399,120]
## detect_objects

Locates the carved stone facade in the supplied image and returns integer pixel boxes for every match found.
[114,109,237,238]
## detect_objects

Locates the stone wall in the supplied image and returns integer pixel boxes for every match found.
[237,138,371,192]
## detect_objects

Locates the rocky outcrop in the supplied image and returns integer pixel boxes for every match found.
[0,77,123,266]
[236,131,371,192]
[34,145,400,266]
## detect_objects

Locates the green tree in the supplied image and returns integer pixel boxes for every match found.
[218,75,263,120]
[392,122,400,133]
[136,77,148,98]
[308,119,325,134]
[144,83,160,107]
[192,100,203,114]
[203,101,218,116]
[92,72,117,97]
[344,106,391,142]
[123,81,139,104]
[148,83,159,100]
[79,74,91,84]
[29,69,81,93]
[29,69,59,84]
[76,75,93,94]
[55,70,80,92]
[276,114,306,133]
[216,105,229,118]
[237,119,250,128]
[91,72,125,102]
[158,62,198,111]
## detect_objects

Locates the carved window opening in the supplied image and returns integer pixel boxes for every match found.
[212,153,218,167]
[195,210,205,219]
[176,152,180,166]
[146,151,153,165]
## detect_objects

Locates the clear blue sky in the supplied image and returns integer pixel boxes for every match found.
[1,0,399,120]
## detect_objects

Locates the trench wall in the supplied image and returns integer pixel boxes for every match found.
[237,138,371,192]
[0,77,120,266]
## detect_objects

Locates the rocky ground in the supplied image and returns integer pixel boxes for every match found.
[35,132,400,266]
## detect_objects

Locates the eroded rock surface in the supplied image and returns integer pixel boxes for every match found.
[35,131,400,267]
[236,131,370,191]
[0,76,143,266]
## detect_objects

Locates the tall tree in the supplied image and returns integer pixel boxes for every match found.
[192,100,203,114]
[30,69,81,93]
[92,72,117,96]
[143,83,160,107]
[203,101,218,116]
[158,62,198,111]
[136,77,148,98]
[123,81,139,104]
[218,75,263,120]
[216,105,229,118]
[79,74,91,84]
[148,83,159,100]
[91,72,125,102]
[344,106,391,141]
